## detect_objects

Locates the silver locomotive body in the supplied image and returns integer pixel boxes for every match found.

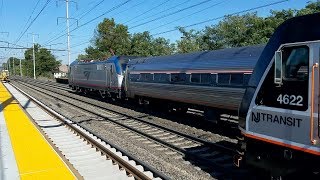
[69,56,131,98]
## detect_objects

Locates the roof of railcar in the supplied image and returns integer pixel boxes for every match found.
[70,55,139,66]
[128,44,265,71]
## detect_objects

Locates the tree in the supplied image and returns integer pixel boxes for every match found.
[94,18,131,57]
[198,26,224,50]
[24,44,61,78]
[176,27,201,53]
[297,1,320,16]
[151,37,175,56]
[130,32,153,56]
[84,46,108,60]
[7,57,21,75]
[130,31,175,56]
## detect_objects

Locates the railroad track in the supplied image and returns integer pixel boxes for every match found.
[16,77,240,139]
[12,78,250,179]
[8,82,167,180]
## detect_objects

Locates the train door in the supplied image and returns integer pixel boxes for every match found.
[110,64,114,88]
[70,66,74,84]
[106,64,111,89]
[248,42,320,149]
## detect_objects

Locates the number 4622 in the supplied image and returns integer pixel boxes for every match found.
[277,94,303,106]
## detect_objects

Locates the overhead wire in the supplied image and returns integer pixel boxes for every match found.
[123,0,172,24]
[2,0,52,63]
[129,0,215,29]
[128,0,192,26]
[70,39,91,48]
[18,0,42,38]
[0,0,4,31]
[43,0,107,46]
[65,0,147,50]
[152,0,289,36]
[149,0,227,31]
[112,0,147,17]
[13,0,51,46]
[44,0,134,60]
[44,0,133,46]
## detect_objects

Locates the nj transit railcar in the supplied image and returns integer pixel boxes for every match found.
[125,45,263,122]
[234,13,320,178]
[69,56,135,98]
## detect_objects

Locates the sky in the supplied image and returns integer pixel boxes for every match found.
[0,0,312,65]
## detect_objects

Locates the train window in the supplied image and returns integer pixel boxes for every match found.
[201,73,211,84]
[154,73,161,82]
[97,64,104,70]
[171,73,186,83]
[154,73,169,82]
[230,74,243,85]
[211,74,217,84]
[255,45,309,111]
[243,74,251,85]
[191,73,200,83]
[218,74,230,85]
[129,74,140,82]
[140,73,153,82]
[283,47,309,81]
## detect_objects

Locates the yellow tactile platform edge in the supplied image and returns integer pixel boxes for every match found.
[0,82,76,180]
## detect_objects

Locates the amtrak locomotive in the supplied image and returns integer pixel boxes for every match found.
[235,12,320,178]
[69,45,263,123]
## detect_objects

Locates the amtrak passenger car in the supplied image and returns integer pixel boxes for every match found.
[69,56,134,98]
[235,13,320,178]
[126,45,264,122]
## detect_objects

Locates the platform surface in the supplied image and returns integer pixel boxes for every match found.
[0,82,76,180]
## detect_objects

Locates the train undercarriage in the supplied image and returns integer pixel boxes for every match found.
[235,137,320,179]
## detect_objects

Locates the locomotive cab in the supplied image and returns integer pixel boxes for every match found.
[236,13,320,178]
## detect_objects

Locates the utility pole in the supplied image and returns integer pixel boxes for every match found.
[56,0,77,68]
[20,50,23,76]
[8,58,10,74]
[12,58,14,75]
[20,59,22,76]
[66,0,71,67]
[32,35,36,79]
[28,33,39,79]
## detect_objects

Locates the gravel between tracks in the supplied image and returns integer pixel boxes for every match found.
[12,81,220,180]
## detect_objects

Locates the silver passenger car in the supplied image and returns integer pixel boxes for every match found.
[125,45,264,121]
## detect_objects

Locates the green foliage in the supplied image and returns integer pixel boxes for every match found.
[130,31,175,56]
[85,46,109,60]
[23,44,61,78]
[7,57,21,75]
[130,31,153,56]
[79,19,174,60]
[297,1,320,16]
[94,18,131,56]
[79,1,320,57]
[176,1,320,52]
[176,28,201,53]
[151,37,175,56]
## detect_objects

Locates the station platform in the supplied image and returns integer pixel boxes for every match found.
[0,82,77,179]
